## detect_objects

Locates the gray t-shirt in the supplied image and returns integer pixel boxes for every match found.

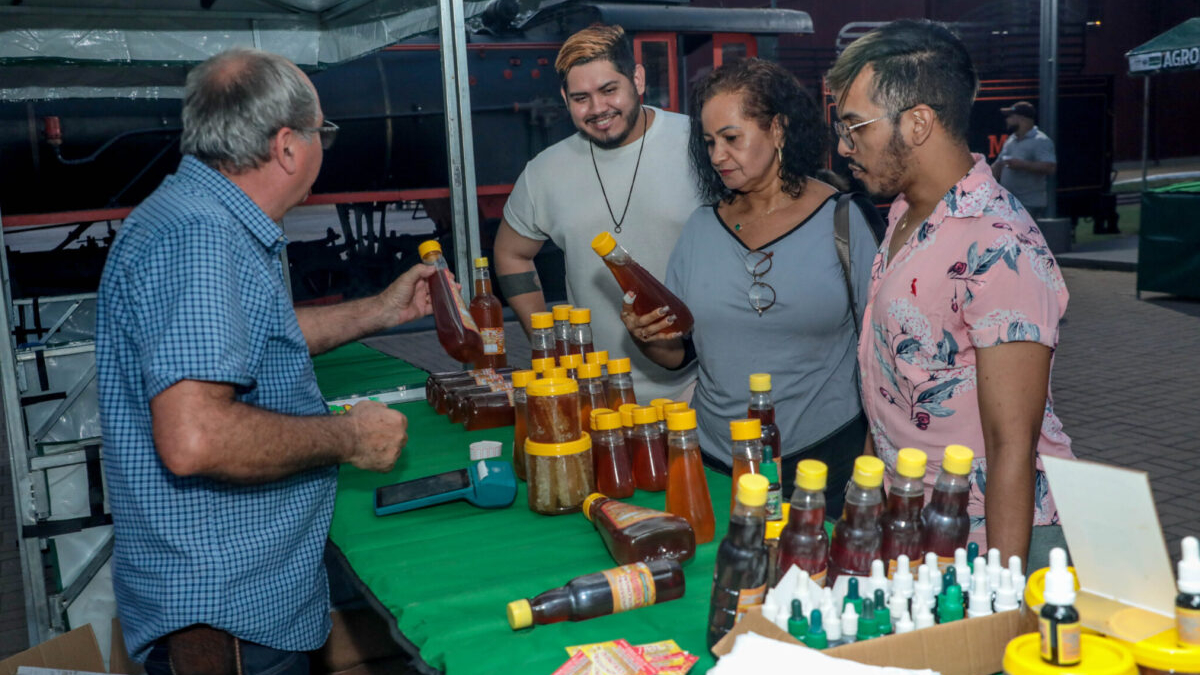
[665,196,877,465]
[504,108,701,402]
[998,126,1057,209]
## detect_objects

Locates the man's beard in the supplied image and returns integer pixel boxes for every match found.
[1006,120,1019,132]
[852,125,912,201]
[579,103,641,150]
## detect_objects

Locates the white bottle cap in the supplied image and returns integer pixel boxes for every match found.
[1180,537,1200,595]
[1009,554,1026,598]
[824,602,843,641]
[469,440,502,461]
[775,602,792,631]
[987,548,1003,592]
[893,559,914,599]
[968,565,993,617]
[994,569,1021,612]
[913,597,935,630]
[955,548,971,587]
[888,592,908,620]
[869,559,889,597]
[897,554,911,575]
[915,564,935,606]
[841,604,859,638]
[1043,547,1076,606]
[926,552,943,594]
[795,570,812,608]
[895,609,915,634]
[821,587,839,620]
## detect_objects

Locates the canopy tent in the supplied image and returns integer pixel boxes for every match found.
[1126,17,1200,188]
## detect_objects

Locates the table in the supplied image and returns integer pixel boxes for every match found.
[315,343,736,674]
[1138,182,1200,299]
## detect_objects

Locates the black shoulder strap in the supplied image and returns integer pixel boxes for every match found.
[834,193,860,339]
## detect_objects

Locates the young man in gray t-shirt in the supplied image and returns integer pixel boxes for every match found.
[992,100,1057,219]
[494,24,700,402]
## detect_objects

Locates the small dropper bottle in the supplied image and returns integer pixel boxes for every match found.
[1039,547,1081,666]
[1176,536,1200,648]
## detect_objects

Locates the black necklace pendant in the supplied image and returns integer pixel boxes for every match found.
[614,224,622,234]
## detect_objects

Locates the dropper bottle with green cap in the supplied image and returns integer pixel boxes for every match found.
[873,589,892,635]
[857,598,878,641]
[843,577,864,613]
[938,584,964,624]
[804,610,828,648]
[787,599,809,640]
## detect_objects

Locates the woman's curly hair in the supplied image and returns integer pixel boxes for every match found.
[688,58,828,204]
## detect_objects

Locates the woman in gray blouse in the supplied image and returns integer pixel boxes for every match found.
[620,58,880,517]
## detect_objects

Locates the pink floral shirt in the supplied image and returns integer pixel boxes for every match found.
[859,154,1074,548]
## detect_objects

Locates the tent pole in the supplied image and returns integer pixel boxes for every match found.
[1141,75,1149,192]
[438,0,482,299]
[1039,0,1058,218]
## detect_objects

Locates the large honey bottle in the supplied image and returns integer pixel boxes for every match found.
[590,232,694,335]
[469,256,507,369]
[418,240,484,364]
[777,459,830,586]
[629,406,668,492]
[506,559,685,630]
[707,474,769,651]
[582,494,695,565]
[529,312,556,361]
[882,448,927,571]
[664,408,715,544]
[828,456,884,583]
[920,445,974,564]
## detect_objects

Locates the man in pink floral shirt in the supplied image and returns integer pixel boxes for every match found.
[827,20,1074,569]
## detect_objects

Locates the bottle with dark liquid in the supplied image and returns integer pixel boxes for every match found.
[552,304,573,358]
[462,389,515,430]
[577,362,608,434]
[746,374,782,475]
[567,308,595,357]
[440,375,511,416]
[1039,548,1081,666]
[729,419,763,512]
[582,494,695,564]
[451,382,511,424]
[606,357,637,409]
[920,445,974,565]
[425,367,511,409]
[469,256,507,369]
[506,558,685,630]
[778,459,830,586]
[883,448,927,571]
[629,406,668,492]
[707,474,770,651]
[590,411,635,498]
[591,232,694,335]
[510,370,536,481]
[828,456,884,583]
[417,240,484,364]
[664,408,715,544]
[529,311,556,362]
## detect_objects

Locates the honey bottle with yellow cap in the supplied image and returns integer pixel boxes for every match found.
[506,558,685,630]
[665,408,715,544]
[510,370,536,481]
[746,374,782,472]
[729,419,764,512]
[778,460,830,586]
[551,304,573,358]
[829,456,885,583]
[920,445,975,563]
[576,362,608,434]
[468,256,507,369]
[591,411,634,498]
[529,311,556,362]
[606,357,637,409]
[567,308,595,357]
[590,232,694,334]
[582,494,695,565]
[629,406,668,491]
[418,240,483,364]
[707,474,771,651]
[883,448,928,571]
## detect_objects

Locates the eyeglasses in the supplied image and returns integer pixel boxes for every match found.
[297,119,339,150]
[745,250,776,316]
[831,105,914,151]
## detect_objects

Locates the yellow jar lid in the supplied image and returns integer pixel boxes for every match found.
[530,312,553,329]
[511,370,536,388]
[1110,619,1200,672]
[632,406,658,425]
[559,353,583,369]
[585,350,609,366]
[666,409,696,431]
[608,357,631,374]
[853,456,884,488]
[736,474,769,507]
[526,377,579,397]
[530,356,556,373]
[730,418,762,441]
[524,433,591,457]
[417,240,442,258]
[547,367,569,379]
[569,308,591,324]
[764,503,791,540]
[577,362,601,379]
[896,448,928,479]
[619,403,637,427]
[594,411,622,431]
[591,231,617,256]
[507,598,533,630]
[1003,633,1137,675]
[795,459,828,491]
[474,256,489,267]
[943,444,975,475]
[749,373,772,392]
[552,304,574,321]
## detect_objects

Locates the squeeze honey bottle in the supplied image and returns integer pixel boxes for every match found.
[552,304,573,358]
[418,240,484,364]
[582,494,695,564]
[664,408,715,544]
[747,374,782,473]
[606,357,637,408]
[707,474,770,651]
[777,459,830,586]
[591,232,694,335]
[828,456,884,583]
[529,311,556,362]
[510,370,536,481]
[576,362,608,434]
[629,406,669,492]
[590,411,634,498]
[729,419,763,511]
[468,256,507,369]
[650,398,673,437]
[920,445,974,566]
[568,308,595,357]
[883,448,927,571]
[507,558,685,630]
[585,350,610,379]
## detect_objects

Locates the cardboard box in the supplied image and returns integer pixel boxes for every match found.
[712,606,1038,675]
[0,625,106,675]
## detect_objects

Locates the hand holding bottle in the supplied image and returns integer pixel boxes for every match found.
[620,292,683,343]
[378,262,438,326]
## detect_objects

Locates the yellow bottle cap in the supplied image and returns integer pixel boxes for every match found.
[576,362,601,379]
[795,459,828,492]
[853,456,885,488]
[632,406,658,425]
[736,473,769,507]
[568,308,591,324]
[1024,565,1081,609]
[585,350,609,366]
[417,240,442,258]
[511,370,536,388]
[589,407,613,425]
[474,256,489,268]
[552,304,574,321]
[650,398,673,416]
[547,367,569,379]
[942,444,975,475]
[591,231,617,256]
[559,354,583,369]
[530,312,553,329]
[730,418,762,442]
[764,504,790,540]
[608,357,631,374]
[666,409,697,431]
[526,377,579,397]
[896,448,928,479]
[581,493,605,521]
[507,599,533,630]
[749,373,772,392]
[619,403,638,428]
[1003,633,1135,675]
[663,401,689,415]
[524,433,591,457]
[530,357,556,374]
[1109,609,1200,671]
[594,410,622,431]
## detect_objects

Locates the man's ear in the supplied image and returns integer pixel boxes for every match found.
[908,104,936,147]
[632,63,646,98]
[272,127,299,174]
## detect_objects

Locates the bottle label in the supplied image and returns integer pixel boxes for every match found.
[443,269,481,332]
[1039,616,1081,665]
[602,562,657,613]
[599,500,662,529]
[1179,607,1200,646]
[735,584,766,622]
[472,369,497,385]
[481,327,505,355]
[765,488,783,521]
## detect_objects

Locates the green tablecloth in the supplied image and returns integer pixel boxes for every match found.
[315,343,733,674]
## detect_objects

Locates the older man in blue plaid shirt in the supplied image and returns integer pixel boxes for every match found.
[96,49,436,675]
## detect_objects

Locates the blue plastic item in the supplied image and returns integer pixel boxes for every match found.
[374,459,517,516]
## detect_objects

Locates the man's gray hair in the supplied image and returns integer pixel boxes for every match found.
[181,48,320,173]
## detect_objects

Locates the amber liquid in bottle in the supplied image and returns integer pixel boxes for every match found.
[629,425,668,492]
[600,255,694,335]
[469,264,507,370]
[510,559,685,628]
[920,475,970,557]
[513,390,529,481]
[828,482,883,583]
[882,476,925,565]
[423,246,484,364]
[578,379,608,435]
[730,439,762,512]
[746,404,781,473]
[665,427,715,544]
[777,487,829,584]
[591,429,635,499]
[586,495,695,564]
[463,391,515,431]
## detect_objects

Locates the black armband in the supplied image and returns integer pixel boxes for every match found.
[497,270,542,298]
